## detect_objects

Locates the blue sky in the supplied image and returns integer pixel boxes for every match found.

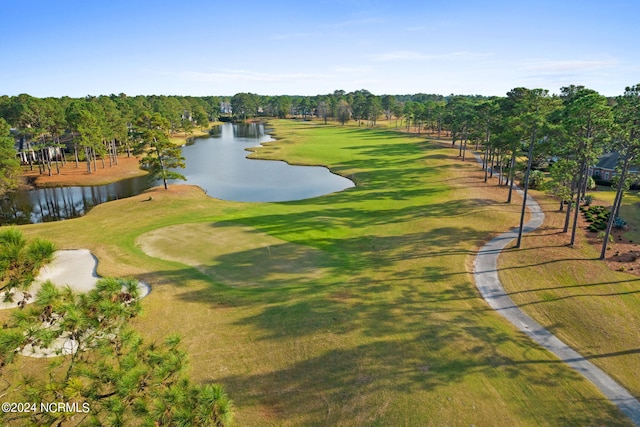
[2,0,638,97]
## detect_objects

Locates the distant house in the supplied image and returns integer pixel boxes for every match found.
[16,149,37,164]
[220,102,232,114]
[590,152,639,183]
[12,132,63,165]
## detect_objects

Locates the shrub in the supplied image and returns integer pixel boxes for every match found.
[527,170,546,189]
[614,217,627,229]
[598,231,614,242]
[582,206,611,233]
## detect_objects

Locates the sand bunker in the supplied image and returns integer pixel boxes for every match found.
[1,249,149,357]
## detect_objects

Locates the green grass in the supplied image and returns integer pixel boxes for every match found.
[618,191,640,242]
[585,189,640,240]
[499,189,640,407]
[8,120,634,426]
[137,222,333,288]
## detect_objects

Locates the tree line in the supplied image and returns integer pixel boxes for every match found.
[227,90,445,127]
[2,86,640,260]
[425,85,639,260]
[0,94,217,192]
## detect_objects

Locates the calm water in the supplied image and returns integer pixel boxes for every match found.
[0,176,150,225]
[181,123,353,202]
[0,123,353,224]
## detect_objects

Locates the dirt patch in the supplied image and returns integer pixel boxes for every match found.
[589,226,640,275]
[22,155,146,187]
[567,198,640,275]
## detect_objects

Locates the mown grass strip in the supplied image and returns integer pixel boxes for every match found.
[8,120,634,425]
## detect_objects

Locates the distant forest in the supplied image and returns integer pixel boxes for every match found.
[1,85,639,258]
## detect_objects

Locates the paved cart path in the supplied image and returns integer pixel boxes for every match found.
[471,156,640,425]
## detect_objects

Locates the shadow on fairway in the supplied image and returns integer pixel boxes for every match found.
[132,124,634,426]
[206,317,625,426]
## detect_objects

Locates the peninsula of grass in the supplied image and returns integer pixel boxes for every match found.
[11,120,634,425]
[168,125,214,145]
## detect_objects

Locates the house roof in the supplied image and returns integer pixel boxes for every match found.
[594,152,640,173]
[595,152,620,170]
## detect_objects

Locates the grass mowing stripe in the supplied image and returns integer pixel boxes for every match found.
[7,119,633,426]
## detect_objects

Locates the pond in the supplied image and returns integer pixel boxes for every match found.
[0,177,150,224]
[0,123,354,224]
[182,122,353,202]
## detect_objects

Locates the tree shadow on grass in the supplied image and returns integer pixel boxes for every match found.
[235,197,503,242]
[149,221,494,344]
[133,124,635,425]
[503,276,640,309]
[139,263,631,425]
[507,277,640,296]
[205,316,627,426]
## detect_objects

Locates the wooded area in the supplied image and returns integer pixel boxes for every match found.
[2,85,640,425]
[1,85,639,255]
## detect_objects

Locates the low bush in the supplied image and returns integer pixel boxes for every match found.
[583,206,610,233]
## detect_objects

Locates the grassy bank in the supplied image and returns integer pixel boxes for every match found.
[168,125,214,145]
[499,189,640,402]
[10,120,633,425]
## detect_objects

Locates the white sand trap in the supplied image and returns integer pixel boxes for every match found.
[0,249,150,357]
[1,249,150,310]
[37,249,100,293]
[20,330,80,358]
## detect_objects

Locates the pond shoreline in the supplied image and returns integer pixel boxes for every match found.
[21,155,148,189]
[18,128,214,189]
[2,122,353,224]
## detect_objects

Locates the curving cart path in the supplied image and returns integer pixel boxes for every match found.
[472,175,640,425]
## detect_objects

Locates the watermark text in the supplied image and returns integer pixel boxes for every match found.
[2,401,90,414]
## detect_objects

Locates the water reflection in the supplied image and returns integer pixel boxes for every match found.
[179,122,353,202]
[1,123,354,224]
[1,176,151,225]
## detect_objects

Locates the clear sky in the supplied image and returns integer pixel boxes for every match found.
[2,0,638,98]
